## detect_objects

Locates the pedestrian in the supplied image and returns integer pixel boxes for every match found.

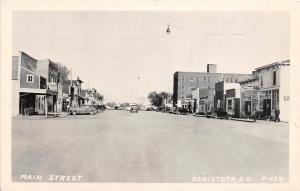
[67,103,70,112]
[253,109,256,122]
[275,106,280,122]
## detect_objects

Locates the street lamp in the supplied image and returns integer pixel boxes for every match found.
[166,23,171,34]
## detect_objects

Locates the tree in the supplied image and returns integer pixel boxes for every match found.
[95,92,104,102]
[147,91,170,107]
[57,63,70,83]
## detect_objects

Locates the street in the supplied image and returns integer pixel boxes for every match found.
[12,110,289,183]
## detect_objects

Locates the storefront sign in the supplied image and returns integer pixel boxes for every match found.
[48,83,58,91]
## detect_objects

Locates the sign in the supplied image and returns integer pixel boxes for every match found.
[48,82,58,91]
[177,100,182,107]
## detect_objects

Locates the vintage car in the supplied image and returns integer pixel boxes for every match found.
[208,107,232,120]
[130,105,139,113]
[70,105,97,115]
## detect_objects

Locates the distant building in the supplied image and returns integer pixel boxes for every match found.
[173,64,252,108]
[240,60,290,122]
[62,76,84,110]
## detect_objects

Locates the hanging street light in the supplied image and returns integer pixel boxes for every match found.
[166,23,171,34]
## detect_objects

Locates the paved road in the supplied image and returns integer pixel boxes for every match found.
[12,110,289,182]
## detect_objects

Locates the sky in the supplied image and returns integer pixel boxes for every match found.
[13,11,289,103]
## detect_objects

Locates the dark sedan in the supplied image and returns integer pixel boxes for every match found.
[208,108,232,120]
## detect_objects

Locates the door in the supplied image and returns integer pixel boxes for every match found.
[263,99,271,117]
[245,101,251,116]
[234,98,240,118]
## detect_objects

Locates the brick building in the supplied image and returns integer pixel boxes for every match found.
[173,64,252,108]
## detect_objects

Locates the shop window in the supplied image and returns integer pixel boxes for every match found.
[227,99,232,110]
[26,75,34,83]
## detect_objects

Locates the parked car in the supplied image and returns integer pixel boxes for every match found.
[70,105,97,115]
[93,105,104,113]
[209,107,232,119]
[130,105,138,113]
[156,106,163,112]
[178,107,189,115]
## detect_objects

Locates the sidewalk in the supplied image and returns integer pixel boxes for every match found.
[13,112,69,120]
[192,113,288,123]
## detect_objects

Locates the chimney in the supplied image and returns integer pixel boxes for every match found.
[207,64,217,73]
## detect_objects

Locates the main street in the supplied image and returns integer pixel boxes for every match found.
[12,110,288,183]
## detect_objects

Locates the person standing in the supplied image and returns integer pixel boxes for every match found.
[275,106,280,122]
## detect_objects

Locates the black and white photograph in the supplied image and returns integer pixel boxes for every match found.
[1,1,300,191]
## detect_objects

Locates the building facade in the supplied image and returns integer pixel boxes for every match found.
[12,51,61,116]
[62,77,84,111]
[36,59,60,114]
[173,64,252,108]
[239,60,290,122]
[192,88,214,114]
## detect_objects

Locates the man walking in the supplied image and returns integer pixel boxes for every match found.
[275,106,280,122]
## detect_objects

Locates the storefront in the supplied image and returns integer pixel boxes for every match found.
[240,88,279,119]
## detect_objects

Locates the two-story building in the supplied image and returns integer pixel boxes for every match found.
[36,59,61,114]
[12,51,48,115]
[62,76,84,110]
[240,60,290,121]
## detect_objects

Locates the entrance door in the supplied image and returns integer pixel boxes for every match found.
[245,101,251,116]
[234,98,240,118]
[263,99,271,117]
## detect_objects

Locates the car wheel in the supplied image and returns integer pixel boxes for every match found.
[72,111,77,115]
[212,114,217,119]
[90,111,94,115]
[226,114,232,120]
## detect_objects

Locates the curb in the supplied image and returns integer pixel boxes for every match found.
[193,114,255,122]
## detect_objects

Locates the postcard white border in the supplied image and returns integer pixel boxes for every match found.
[1,1,300,191]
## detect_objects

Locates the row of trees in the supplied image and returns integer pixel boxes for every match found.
[147,91,171,107]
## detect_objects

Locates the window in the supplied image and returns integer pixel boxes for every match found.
[235,78,238,83]
[196,77,199,82]
[208,77,211,82]
[204,77,206,82]
[261,76,263,86]
[27,75,34,83]
[181,76,185,82]
[181,84,185,90]
[273,71,276,85]
[190,76,194,82]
